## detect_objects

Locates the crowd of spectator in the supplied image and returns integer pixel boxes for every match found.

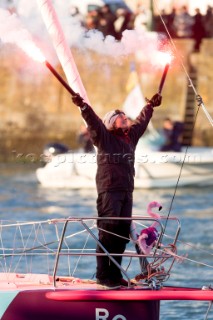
[3,1,213,53]
[154,5,213,51]
[71,4,213,52]
[71,4,134,40]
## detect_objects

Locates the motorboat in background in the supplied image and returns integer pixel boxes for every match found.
[36,141,213,189]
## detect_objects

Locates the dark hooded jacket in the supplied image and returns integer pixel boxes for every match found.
[81,104,153,194]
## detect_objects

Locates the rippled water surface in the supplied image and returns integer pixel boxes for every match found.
[0,164,212,320]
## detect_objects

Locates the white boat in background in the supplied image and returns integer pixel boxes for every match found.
[36,142,213,189]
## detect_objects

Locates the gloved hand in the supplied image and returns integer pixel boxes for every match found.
[196,95,203,106]
[72,93,86,109]
[146,93,162,107]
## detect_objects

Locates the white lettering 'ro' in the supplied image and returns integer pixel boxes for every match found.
[95,308,127,320]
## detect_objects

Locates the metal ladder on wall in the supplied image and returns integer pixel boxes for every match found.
[181,64,197,146]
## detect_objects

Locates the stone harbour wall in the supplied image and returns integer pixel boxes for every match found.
[0,39,212,161]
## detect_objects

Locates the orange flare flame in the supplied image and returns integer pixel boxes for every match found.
[153,51,173,67]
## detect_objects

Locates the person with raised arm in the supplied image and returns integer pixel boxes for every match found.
[72,92,162,288]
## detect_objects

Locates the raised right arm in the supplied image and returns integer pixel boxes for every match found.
[71,94,105,144]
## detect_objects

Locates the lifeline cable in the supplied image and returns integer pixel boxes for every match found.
[163,233,213,258]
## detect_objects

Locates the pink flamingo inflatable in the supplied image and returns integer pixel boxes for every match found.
[138,201,162,255]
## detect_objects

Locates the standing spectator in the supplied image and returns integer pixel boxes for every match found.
[192,8,205,52]
[134,5,152,32]
[77,125,94,153]
[154,9,170,36]
[204,6,213,38]
[167,7,177,38]
[97,4,117,38]
[173,6,194,38]
[114,8,133,40]
[85,10,100,30]
[159,118,183,152]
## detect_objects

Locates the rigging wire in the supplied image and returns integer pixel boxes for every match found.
[164,105,201,231]
[152,0,212,234]
[150,2,213,281]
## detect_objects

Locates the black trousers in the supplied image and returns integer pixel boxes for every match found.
[96,191,133,281]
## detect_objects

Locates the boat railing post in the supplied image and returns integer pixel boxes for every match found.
[52,219,69,287]
[173,219,181,246]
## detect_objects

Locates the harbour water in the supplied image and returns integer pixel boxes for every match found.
[0,164,212,320]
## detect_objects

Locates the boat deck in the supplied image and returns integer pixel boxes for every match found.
[0,272,213,301]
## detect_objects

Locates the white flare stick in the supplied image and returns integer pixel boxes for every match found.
[36,0,90,104]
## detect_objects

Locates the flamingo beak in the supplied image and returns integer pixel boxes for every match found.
[158,206,162,211]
